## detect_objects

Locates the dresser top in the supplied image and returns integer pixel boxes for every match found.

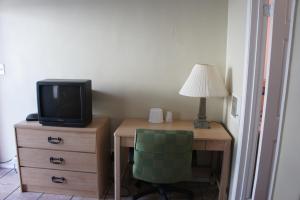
[15,116,109,133]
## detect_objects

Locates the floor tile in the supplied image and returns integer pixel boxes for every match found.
[5,188,42,200]
[0,170,19,185]
[0,171,20,200]
[0,168,12,178]
[39,193,72,200]
[71,197,98,200]
[0,185,19,200]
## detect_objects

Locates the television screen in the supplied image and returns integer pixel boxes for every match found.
[39,85,82,119]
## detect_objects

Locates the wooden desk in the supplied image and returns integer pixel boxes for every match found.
[114,119,232,200]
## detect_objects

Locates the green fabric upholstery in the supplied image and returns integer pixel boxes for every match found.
[133,129,193,184]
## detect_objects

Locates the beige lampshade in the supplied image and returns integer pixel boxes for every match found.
[179,64,228,97]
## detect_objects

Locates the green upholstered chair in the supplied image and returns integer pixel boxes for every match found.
[132,129,194,200]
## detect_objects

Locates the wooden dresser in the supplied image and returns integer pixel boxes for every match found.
[14,117,110,199]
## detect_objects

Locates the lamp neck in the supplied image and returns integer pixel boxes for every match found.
[198,97,206,120]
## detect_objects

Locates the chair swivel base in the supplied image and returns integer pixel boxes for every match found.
[132,184,193,200]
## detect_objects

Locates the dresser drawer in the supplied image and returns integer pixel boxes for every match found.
[16,128,96,152]
[21,167,97,197]
[19,148,97,172]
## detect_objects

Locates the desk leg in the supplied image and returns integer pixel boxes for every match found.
[114,135,121,200]
[219,141,231,200]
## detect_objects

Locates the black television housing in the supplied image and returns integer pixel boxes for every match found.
[37,79,92,127]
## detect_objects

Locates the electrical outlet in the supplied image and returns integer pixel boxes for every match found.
[0,64,5,75]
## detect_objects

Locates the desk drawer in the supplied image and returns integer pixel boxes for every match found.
[19,148,96,172]
[16,128,96,152]
[206,141,225,151]
[21,167,97,197]
[192,141,206,150]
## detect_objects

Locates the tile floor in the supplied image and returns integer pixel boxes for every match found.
[0,168,218,200]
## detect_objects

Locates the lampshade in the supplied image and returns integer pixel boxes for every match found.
[179,64,228,97]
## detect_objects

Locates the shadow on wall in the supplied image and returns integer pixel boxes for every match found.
[0,86,10,162]
[0,92,3,160]
[92,90,126,133]
[223,67,232,125]
[91,90,187,133]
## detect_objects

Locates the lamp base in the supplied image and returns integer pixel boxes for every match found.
[194,119,209,129]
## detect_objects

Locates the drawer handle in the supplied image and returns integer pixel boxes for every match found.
[51,176,65,183]
[48,137,62,144]
[49,157,64,165]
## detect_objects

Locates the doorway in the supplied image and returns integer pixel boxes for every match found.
[229,0,297,199]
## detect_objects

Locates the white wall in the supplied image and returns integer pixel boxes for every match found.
[0,0,228,161]
[224,0,247,199]
[273,2,300,199]
[225,0,246,142]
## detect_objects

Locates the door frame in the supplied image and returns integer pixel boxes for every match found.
[229,0,296,199]
[252,0,296,199]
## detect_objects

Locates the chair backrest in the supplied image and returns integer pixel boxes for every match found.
[133,129,193,184]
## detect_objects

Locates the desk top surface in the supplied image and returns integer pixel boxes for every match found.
[114,118,232,141]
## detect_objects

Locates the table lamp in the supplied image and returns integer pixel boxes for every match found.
[179,64,228,128]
